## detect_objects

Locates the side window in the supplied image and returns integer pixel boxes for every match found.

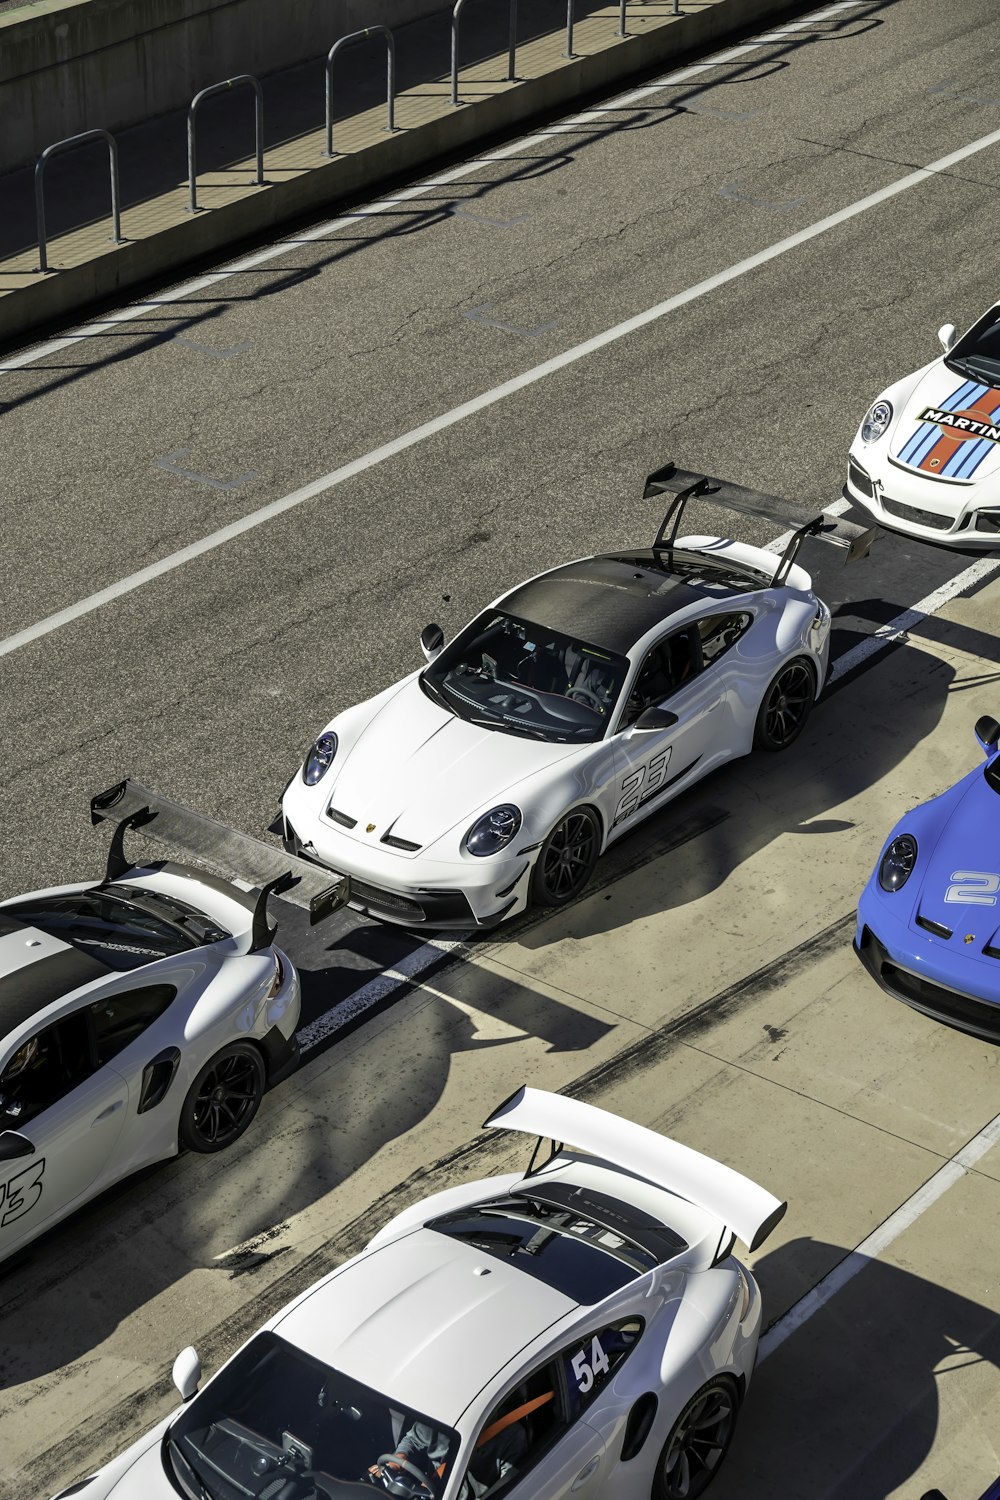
[0,1013,95,1129]
[88,985,176,1065]
[698,611,752,666]
[620,628,701,729]
[462,1364,564,1498]
[562,1319,644,1420]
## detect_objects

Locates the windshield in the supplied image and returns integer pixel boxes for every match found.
[5,886,229,971]
[421,611,627,743]
[165,1332,459,1500]
[947,307,1000,387]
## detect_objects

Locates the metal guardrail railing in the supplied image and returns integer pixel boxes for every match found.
[187,74,264,213]
[30,0,689,267]
[325,26,397,157]
[452,0,517,107]
[35,129,124,273]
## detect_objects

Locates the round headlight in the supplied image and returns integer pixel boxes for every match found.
[465,805,522,857]
[861,400,893,443]
[878,833,917,892]
[303,732,338,786]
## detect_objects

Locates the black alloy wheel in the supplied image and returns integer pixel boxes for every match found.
[753,657,815,752]
[654,1378,739,1500]
[179,1041,266,1154]
[530,806,601,908]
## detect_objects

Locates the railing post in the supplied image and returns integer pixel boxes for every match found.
[451,0,467,106]
[187,74,264,214]
[508,0,517,81]
[566,0,575,58]
[34,128,124,274]
[617,0,627,38]
[325,26,396,157]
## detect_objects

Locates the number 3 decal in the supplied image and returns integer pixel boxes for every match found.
[613,748,672,826]
[944,871,1000,906]
[571,1336,610,1395]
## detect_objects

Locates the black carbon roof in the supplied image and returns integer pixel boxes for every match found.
[0,913,110,1039]
[502,551,760,653]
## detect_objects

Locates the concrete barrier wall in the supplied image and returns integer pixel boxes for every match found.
[0,0,449,173]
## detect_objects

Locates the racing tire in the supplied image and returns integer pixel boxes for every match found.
[752,657,815,752]
[651,1376,740,1500]
[530,806,601,908]
[179,1042,266,1154]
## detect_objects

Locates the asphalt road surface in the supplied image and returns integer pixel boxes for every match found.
[4,1,1000,1497]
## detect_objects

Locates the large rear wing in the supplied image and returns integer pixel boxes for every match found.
[484,1086,786,1253]
[643,462,878,586]
[91,778,349,951]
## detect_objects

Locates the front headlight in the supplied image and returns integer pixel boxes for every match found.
[302,732,338,785]
[861,400,893,443]
[465,805,522,857]
[878,833,917,892]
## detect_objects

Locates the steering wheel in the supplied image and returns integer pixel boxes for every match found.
[567,687,605,711]
[372,1455,435,1499]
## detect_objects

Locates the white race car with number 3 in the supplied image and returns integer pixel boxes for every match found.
[282,465,873,928]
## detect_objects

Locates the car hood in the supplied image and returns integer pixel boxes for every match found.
[329,679,583,847]
[890,364,1000,483]
[909,771,1000,947]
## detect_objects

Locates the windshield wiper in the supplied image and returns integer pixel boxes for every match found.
[419,674,452,711]
[167,1439,215,1500]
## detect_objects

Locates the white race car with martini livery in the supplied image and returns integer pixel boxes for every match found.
[847,302,1000,549]
[282,466,873,928]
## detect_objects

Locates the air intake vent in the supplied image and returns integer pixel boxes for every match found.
[327,806,357,829]
[916,915,952,939]
[381,833,421,852]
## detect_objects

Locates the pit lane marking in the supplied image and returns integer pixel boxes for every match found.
[0,0,863,379]
[758,1108,1000,1361]
[8,110,1000,661]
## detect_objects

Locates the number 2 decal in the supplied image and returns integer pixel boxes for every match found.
[0,1156,44,1228]
[613,748,672,827]
[944,871,1000,906]
[571,1336,610,1395]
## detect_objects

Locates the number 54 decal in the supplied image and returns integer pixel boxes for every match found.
[571,1335,610,1395]
[613,748,672,827]
[0,1155,44,1228]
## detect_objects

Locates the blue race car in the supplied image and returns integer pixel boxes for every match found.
[922,1479,1000,1499]
[856,715,1000,1039]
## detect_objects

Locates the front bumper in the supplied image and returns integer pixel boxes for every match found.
[280,798,526,929]
[846,453,1000,553]
[855,924,1000,1040]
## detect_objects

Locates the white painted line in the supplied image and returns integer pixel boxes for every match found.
[0,0,862,376]
[295,935,469,1050]
[3,121,998,660]
[759,1109,1000,1361]
[829,553,1000,681]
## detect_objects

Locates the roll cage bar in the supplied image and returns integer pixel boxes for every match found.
[91,778,349,951]
[643,462,878,586]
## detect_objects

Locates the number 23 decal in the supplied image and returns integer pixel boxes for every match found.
[613,748,672,827]
[0,1155,44,1228]
[571,1336,610,1395]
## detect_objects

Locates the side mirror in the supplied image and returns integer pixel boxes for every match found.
[633,706,679,733]
[938,322,957,353]
[0,1130,35,1161]
[420,623,445,663]
[172,1346,202,1402]
[975,715,1000,756]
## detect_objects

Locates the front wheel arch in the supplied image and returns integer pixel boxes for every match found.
[529,803,604,909]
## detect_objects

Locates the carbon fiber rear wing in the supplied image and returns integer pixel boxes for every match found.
[643,462,878,586]
[90,778,349,950]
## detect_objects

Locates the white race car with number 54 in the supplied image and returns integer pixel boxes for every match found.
[282,465,874,927]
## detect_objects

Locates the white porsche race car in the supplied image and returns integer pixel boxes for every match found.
[282,465,874,928]
[51,1086,786,1500]
[0,781,346,1264]
[847,301,1000,549]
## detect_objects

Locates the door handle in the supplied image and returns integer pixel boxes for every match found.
[92,1099,124,1125]
[571,1456,600,1489]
